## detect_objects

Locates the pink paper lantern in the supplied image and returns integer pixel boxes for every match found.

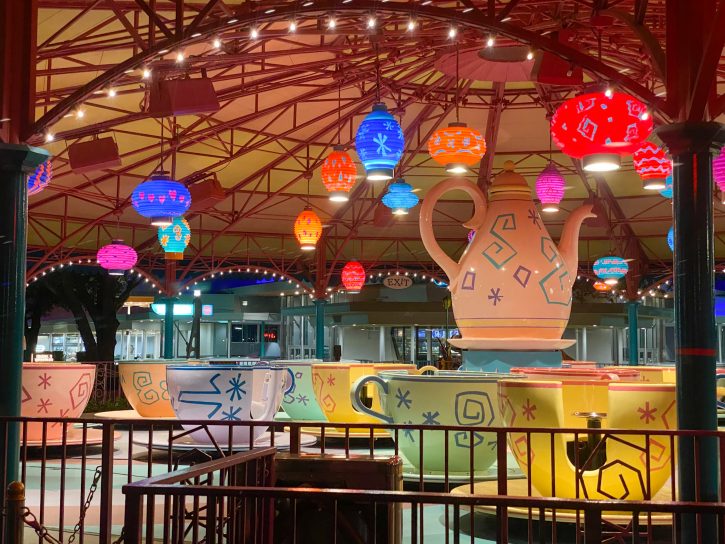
[535,163,565,213]
[97,240,137,275]
[714,147,725,192]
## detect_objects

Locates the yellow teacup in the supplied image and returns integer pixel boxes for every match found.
[311,363,418,424]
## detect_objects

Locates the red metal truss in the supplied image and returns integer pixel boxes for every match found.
[20,0,725,288]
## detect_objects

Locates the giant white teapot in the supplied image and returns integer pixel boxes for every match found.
[419,161,594,350]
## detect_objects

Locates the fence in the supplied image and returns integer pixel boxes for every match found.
[2,416,725,543]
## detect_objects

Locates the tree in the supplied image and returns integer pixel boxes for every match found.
[24,282,57,360]
[43,268,142,361]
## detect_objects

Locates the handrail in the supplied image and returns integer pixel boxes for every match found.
[121,484,725,515]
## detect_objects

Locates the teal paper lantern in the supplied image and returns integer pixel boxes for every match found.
[660,175,673,199]
[158,217,191,260]
[593,256,629,286]
[382,180,419,215]
[355,103,405,181]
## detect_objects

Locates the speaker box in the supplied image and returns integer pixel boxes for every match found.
[531,29,584,86]
[188,177,226,211]
[147,77,220,117]
[67,137,121,173]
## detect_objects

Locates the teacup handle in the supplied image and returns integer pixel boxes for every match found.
[350,375,393,423]
[414,365,438,375]
[283,368,296,395]
[256,370,296,422]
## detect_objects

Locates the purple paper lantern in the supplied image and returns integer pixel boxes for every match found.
[97,240,137,275]
[535,163,565,213]
[28,160,52,196]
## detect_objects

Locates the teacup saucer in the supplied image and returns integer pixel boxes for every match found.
[297,426,390,439]
[94,409,176,420]
[448,337,575,350]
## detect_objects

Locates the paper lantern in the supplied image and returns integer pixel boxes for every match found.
[667,225,674,251]
[660,174,673,199]
[382,180,419,215]
[467,230,476,243]
[132,173,191,226]
[713,147,725,192]
[535,162,566,213]
[28,160,52,196]
[593,281,611,292]
[355,103,404,181]
[97,240,137,275]
[550,91,653,172]
[427,123,486,174]
[633,141,671,190]
[321,146,357,202]
[593,256,629,286]
[294,208,322,250]
[158,217,191,260]
[341,261,365,293]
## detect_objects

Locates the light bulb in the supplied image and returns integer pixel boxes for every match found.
[367,17,376,28]
[604,87,613,98]
[448,27,457,39]
[289,21,297,32]
[44,132,54,143]
[407,19,416,31]
[175,51,185,63]
[142,68,151,79]
[212,37,222,49]
[107,88,116,98]
[328,18,336,29]
[640,111,649,121]
[75,108,85,119]
[526,50,534,60]
[486,36,495,47]
[250,28,258,39]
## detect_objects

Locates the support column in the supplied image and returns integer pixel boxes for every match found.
[659,122,724,542]
[0,145,49,500]
[259,322,266,358]
[627,301,639,366]
[163,299,176,359]
[314,299,326,360]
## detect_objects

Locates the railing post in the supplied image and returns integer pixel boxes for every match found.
[496,429,508,543]
[122,490,143,544]
[583,506,602,543]
[4,481,24,544]
[99,423,115,544]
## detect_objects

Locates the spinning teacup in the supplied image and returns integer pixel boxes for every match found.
[118,360,196,417]
[311,363,416,425]
[22,362,96,442]
[277,360,327,421]
[351,370,516,474]
[167,364,293,444]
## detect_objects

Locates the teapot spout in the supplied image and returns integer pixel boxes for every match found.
[558,204,596,276]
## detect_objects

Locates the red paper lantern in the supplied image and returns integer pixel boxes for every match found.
[341,261,366,293]
[633,141,671,190]
[294,207,322,251]
[321,146,357,202]
[428,123,486,174]
[550,91,653,172]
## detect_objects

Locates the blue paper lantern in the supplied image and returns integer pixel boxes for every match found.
[355,103,404,181]
[28,160,52,196]
[667,225,674,251]
[132,173,191,226]
[158,217,191,260]
[660,174,673,199]
[593,256,629,285]
[382,180,419,215]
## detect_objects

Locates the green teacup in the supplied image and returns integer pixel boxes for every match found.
[278,361,327,421]
[351,370,517,474]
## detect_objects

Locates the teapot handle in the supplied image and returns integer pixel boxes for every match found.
[420,178,487,285]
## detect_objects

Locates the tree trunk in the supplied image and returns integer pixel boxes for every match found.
[61,274,98,360]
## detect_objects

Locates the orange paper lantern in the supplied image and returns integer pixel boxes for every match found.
[321,146,357,202]
[341,261,366,293]
[294,207,322,250]
[427,122,486,174]
[593,281,611,292]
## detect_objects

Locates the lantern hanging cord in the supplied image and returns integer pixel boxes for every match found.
[375,43,381,102]
[338,68,342,145]
[455,41,460,122]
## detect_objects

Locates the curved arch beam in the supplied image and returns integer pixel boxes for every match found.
[177,265,313,295]
[601,8,666,81]
[29,1,665,140]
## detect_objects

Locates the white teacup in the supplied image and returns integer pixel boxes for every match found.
[166,364,293,444]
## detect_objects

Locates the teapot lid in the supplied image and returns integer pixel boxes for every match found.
[489,160,531,201]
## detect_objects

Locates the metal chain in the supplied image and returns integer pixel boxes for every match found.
[21,465,103,544]
[67,465,103,544]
